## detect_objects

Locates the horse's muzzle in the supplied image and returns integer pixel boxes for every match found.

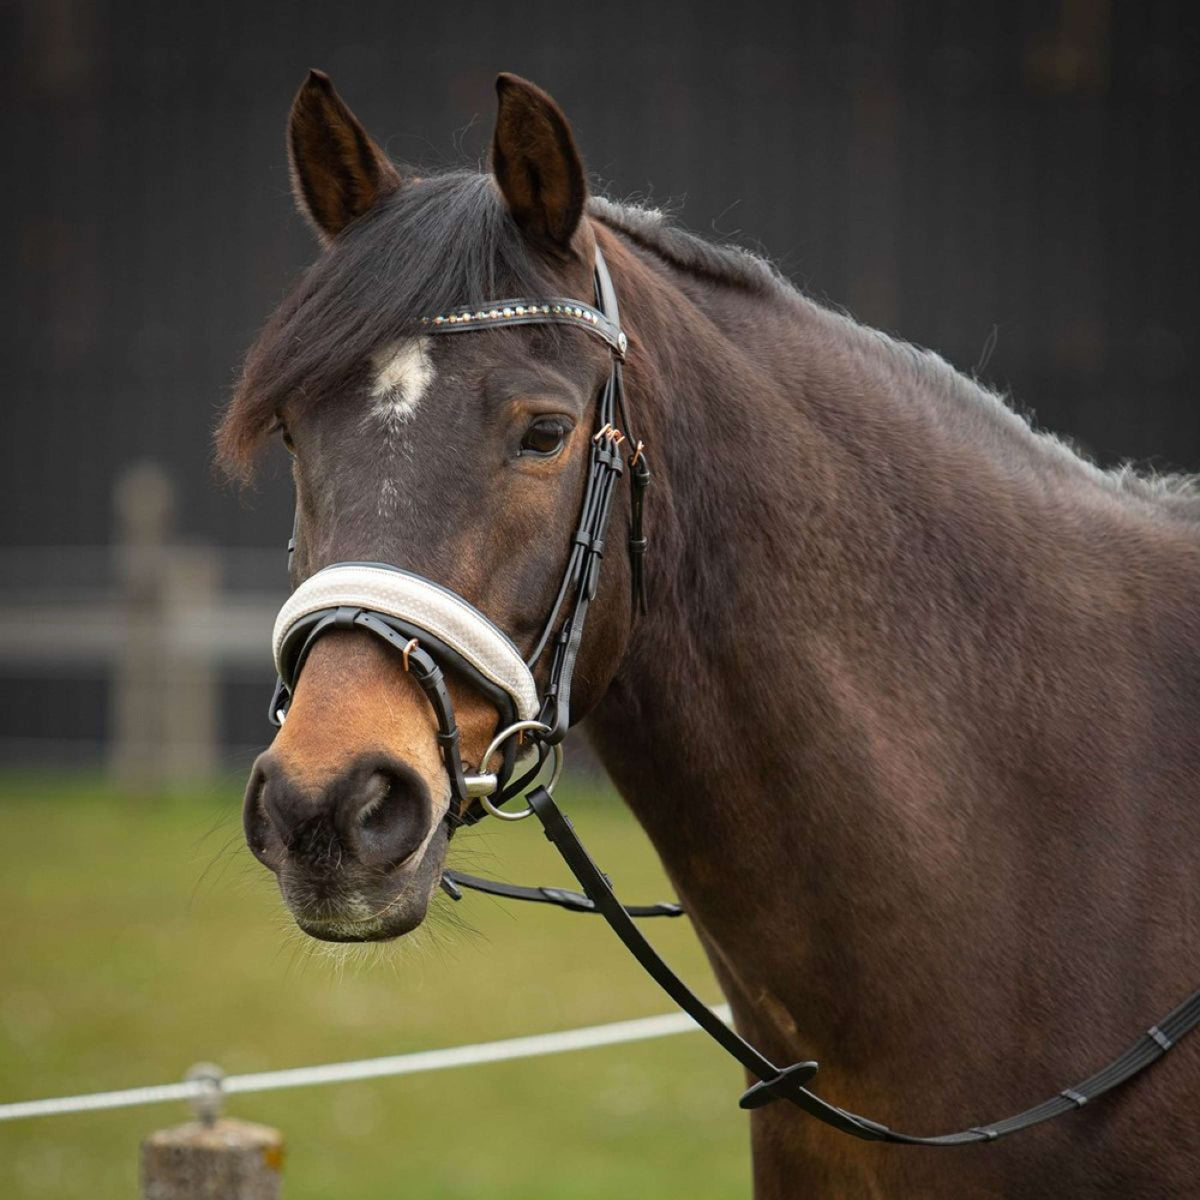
[243,749,448,941]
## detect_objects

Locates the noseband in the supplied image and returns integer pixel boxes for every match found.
[269,246,648,822]
[265,243,1200,1148]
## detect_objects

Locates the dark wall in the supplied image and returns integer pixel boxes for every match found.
[3,0,1197,551]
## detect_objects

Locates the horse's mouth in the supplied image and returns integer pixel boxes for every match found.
[288,889,429,942]
[277,822,450,943]
[295,913,407,943]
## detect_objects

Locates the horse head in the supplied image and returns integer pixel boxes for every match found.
[220,71,638,941]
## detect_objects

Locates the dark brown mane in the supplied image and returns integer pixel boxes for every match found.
[814,310,1200,518]
[217,170,560,478]
[589,196,785,296]
[599,195,1200,516]
[217,172,789,479]
[220,168,1200,516]
[894,334,1200,517]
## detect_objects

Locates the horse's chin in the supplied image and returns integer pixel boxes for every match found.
[280,822,449,944]
[294,913,421,943]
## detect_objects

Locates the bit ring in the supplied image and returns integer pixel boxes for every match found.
[476,719,563,821]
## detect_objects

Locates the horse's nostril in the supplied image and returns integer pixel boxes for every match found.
[355,771,394,828]
[345,764,432,871]
[242,761,285,870]
[242,754,433,875]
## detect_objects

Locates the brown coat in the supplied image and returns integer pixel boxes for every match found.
[222,71,1200,1197]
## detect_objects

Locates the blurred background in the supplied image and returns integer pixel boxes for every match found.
[1,0,1197,1196]
[2,0,1198,773]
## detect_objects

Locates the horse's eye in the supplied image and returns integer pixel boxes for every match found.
[279,425,296,455]
[520,418,567,457]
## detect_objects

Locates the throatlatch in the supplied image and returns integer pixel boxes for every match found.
[267,243,1200,1146]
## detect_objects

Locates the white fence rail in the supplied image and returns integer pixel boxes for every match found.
[0,461,608,786]
[0,1006,731,1123]
[1,1005,732,1199]
[0,462,282,785]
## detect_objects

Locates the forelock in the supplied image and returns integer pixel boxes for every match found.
[217,171,560,477]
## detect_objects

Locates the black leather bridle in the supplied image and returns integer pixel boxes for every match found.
[267,246,1200,1146]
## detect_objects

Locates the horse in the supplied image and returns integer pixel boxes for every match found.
[219,70,1200,1197]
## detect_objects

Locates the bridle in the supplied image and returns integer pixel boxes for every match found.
[266,244,1200,1147]
[270,246,646,823]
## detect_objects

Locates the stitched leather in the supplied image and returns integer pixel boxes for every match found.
[272,563,540,720]
[420,297,626,358]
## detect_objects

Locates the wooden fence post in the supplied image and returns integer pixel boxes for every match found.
[140,1119,284,1199]
[111,461,173,790]
[140,1066,284,1199]
[161,542,219,782]
[110,462,219,788]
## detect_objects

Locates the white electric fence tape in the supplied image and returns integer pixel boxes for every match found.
[0,1006,732,1123]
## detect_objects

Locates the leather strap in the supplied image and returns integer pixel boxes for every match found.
[420,297,627,359]
[272,607,520,823]
[273,563,540,721]
[440,868,684,917]
[516,784,1200,1146]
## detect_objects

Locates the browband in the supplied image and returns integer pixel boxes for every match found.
[420,298,627,359]
[272,563,540,722]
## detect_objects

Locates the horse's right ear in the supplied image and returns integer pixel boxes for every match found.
[287,69,402,243]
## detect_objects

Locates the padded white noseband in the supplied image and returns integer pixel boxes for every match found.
[272,564,540,722]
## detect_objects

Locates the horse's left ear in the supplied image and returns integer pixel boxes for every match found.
[492,74,587,256]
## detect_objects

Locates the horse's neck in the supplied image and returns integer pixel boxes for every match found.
[595,259,1003,809]
[589,273,951,1011]
[586,248,1200,1054]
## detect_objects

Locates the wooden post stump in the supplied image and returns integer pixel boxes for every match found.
[140,1117,284,1199]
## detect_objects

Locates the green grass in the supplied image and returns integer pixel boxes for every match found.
[0,774,748,1198]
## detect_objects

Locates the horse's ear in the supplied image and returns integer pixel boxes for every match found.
[491,74,587,256]
[288,69,402,243]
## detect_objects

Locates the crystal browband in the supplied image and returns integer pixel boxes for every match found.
[420,298,627,359]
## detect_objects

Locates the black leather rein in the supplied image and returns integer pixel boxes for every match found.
[454,785,1200,1145]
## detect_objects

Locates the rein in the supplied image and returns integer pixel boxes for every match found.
[266,246,1200,1147]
